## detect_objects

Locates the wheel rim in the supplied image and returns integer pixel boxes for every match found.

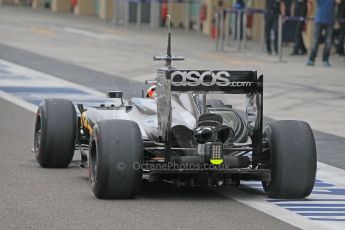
[34,116,42,155]
[260,137,272,193]
[90,142,97,186]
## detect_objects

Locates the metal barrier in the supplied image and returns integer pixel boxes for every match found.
[215,8,235,51]
[281,15,345,23]
[278,14,283,62]
[243,8,266,51]
[215,7,266,53]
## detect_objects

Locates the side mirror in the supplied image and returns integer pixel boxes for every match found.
[106,91,123,105]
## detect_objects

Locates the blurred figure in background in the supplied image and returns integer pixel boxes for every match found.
[212,0,226,39]
[336,0,345,56]
[307,0,341,67]
[265,0,286,55]
[234,0,246,40]
[290,0,312,55]
[199,3,207,31]
[161,0,168,27]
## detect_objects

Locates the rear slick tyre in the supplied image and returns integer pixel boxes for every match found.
[262,120,317,198]
[89,120,143,199]
[34,99,77,168]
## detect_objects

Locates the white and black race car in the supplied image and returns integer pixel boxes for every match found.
[33,27,317,199]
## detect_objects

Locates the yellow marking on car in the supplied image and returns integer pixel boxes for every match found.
[81,111,93,134]
[210,159,223,165]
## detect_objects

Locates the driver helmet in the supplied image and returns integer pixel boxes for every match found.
[146,85,156,98]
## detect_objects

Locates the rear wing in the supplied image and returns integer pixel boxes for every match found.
[153,17,263,165]
[156,68,263,164]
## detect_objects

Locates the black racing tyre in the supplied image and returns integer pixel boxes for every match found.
[34,99,77,168]
[262,120,317,198]
[89,120,143,199]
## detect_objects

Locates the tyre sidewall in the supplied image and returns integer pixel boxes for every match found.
[35,99,76,168]
[90,120,143,199]
[263,120,317,198]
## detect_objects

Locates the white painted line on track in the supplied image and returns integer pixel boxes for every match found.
[217,162,345,230]
[1,59,345,229]
[63,27,121,41]
[0,59,121,109]
[217,188,323,230]
[0,89,36,113]
[0,59,105,97]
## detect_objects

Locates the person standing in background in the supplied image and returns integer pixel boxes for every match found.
[265,0,286,55]
[336,0,345,56]
[306,0,341,67]
[161,0,168,27]
[199,3,207,31]
[214,0,226,39]
[290,0,312,55]
[234,0,246,40]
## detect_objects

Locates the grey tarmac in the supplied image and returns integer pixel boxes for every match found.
[0,5,344,230]
[0,98,297,230]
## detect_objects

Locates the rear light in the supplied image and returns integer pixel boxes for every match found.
[210,143,223,165]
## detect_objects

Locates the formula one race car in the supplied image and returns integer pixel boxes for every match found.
[33,25,317,199]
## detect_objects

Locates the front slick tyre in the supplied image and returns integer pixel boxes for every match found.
[90,120,143,199]
[34,98,76,168]
[262,120,317,198]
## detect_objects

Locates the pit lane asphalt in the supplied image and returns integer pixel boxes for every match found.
[1,43,344,170]
[0,42,302,230]
[0,100,298,230]
[0,7,344,229]
[1,46,345,230]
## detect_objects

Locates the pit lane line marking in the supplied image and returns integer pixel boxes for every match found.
[0,59,121,110]
[1,59,345,229]
[0,89,36,113]
[63,27,121,41]
[217,162,345,230]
